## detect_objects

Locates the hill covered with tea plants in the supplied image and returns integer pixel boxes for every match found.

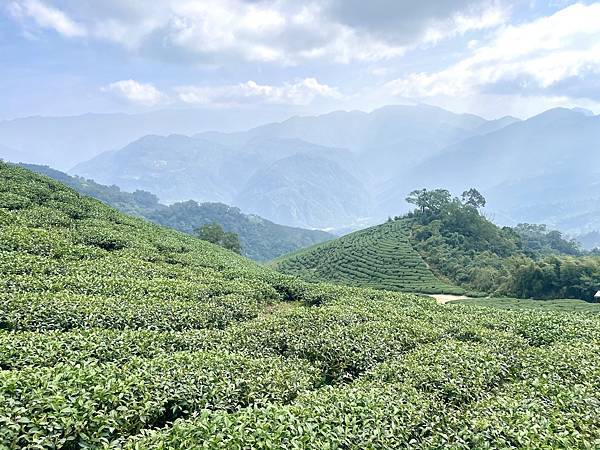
[17,163,333,261]
[271,219,462,294]
[274,188,600,300]
[3,163,600,448]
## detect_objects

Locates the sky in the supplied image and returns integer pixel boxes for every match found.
[1,0,600,121]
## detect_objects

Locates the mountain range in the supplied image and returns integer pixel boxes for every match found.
[1,104,598,245]
[0,107,292,170]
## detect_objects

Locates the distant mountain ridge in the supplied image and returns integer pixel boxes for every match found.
[0,108,293,170]
[379,107,600,238]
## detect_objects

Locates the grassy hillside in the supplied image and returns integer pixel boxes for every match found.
[18,163,333,261]
[272,219,463,294]
[3,162,600,448]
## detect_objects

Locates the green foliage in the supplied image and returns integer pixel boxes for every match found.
[3,163,600,449]
[502,255,600,300]
[461,188,487,209]
[272,220,463,294]
[402,189,599,299]
[514,223,582,256]
[406,188,452,215]
[147,200,333,261]
[195,222,242,254]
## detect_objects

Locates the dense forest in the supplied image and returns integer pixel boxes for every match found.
[402,189,600,300]
[17,164,332,261]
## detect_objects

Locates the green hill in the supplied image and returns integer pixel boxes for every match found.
[272,219,463,294]
[3,163,600,448]
[273,189,599,300]
[17,163,333,261]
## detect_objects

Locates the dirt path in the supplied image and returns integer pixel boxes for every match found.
[429,294,472,304]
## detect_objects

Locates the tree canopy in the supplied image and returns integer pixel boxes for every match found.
[194,223,242,254]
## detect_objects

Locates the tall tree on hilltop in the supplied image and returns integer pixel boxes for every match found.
[461,188,486,209]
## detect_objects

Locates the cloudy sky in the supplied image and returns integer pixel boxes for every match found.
[2,0,600,121]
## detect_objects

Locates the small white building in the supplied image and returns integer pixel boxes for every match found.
[595,291,600,301]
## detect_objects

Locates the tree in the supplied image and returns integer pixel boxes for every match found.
[194,223,242,254]
[406,188,451,215]
[461,188,486,209]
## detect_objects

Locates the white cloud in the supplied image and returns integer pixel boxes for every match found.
[6,0,507,64]
[175,78,342,106]
[386,3,600,100]
[8,0,86,37]
[102,80,166,106]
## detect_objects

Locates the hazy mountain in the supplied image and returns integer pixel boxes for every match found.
[198,104,496,180]
[68,104,598,233]
[235,154,372,229]
[473,116,521,135]
[73,134,240,204]
[0,107,293,170]
[379,108,600,218]
[72,133,364,228]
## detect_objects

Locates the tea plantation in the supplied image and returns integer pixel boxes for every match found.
[2,162,600,449]
[271,219,463,294]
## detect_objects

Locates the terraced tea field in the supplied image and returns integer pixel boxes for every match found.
[3,163,600,449]
[272,219,463,294]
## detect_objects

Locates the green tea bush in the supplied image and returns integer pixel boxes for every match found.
[0,352,319,449]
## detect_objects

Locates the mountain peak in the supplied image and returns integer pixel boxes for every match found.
[571,107,595,116]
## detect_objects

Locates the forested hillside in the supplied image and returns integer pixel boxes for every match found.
[3,163,600,448]
[18,163,332,261]
[401,189,599,299]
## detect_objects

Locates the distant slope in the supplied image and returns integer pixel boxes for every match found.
[147,201,333,261]
[19,163,333,261]
[272,219,462,294]
[473,116,520,135]
[71,135,239,204]
[235,154,372,229]
[71,134,368,228]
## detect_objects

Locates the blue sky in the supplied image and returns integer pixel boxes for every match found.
[2,0,600,121]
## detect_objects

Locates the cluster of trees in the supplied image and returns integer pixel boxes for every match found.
[503,255,600,300]
[514,223,581,257]
[194,223,242,254]
[402,188,600,300]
